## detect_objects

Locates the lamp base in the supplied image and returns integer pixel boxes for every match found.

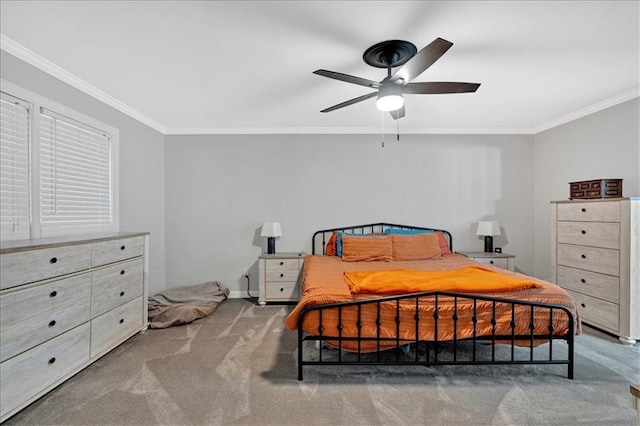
[484,236,494,253]
[267,237,276,254]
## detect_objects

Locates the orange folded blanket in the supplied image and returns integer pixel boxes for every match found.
[344,265,542,295]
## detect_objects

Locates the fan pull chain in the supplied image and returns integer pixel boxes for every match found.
[397,119,400,141]
[381,112,385,148]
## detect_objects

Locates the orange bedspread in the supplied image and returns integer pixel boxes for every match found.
[285,254,580,352]
[344,266,542,295]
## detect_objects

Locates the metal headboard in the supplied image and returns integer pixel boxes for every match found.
[311,222,453,255]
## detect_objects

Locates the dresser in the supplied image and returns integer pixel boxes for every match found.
[257,252,305,305]
[457,251,516,271]
[551,198,639,344]
[0,232,149,422]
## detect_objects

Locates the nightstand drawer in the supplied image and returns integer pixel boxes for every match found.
[265,258,300,271]
[557,221,620,249]
[557,243,619,276]
[266,269,300,282]
[557,201,620,222]
[567,290,619,332]
[556,265,619,304]
[265,282,299,300]
[473,257,508,269]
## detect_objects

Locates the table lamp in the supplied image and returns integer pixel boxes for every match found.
[260,222,282,254]
[476,221,501,253]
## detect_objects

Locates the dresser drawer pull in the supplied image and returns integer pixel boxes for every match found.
[280,288,284,292]
[49,257,58,264]
[49,291,57,298]
[48,357,56,365]
[581,230,586,235]
[489,260,494,264]
[581,303,586,308]
[279,261,284,266]
[581,278,586,283]
[48,320,56,327]
[119,318,124,324]
[581,208,586,212]
[120,270,125,275]
[581,254,586,259]
[120,291,125,297]
[280,273,284,278]
[120,245,126,250]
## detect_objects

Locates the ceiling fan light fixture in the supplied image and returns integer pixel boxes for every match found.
[376,94,404,111]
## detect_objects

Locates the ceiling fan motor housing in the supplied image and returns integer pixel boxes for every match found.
[362,40,418,69]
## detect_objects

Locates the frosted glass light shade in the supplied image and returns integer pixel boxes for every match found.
[260,222,282,237]
[376,94,404,112]
[476,221,501,236]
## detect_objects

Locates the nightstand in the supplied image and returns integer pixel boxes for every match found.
[458,251,516,272]
[258,252,305,305]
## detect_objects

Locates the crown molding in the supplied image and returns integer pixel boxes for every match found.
[164,126,535,135]
[532,87,640,134]
[1,34,167,134]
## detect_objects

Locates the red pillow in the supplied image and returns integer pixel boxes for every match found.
[325,231,338,255]
[435,231,452,255]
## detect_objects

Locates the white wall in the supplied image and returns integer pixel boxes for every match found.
[533,98,640,280]
[165,133,534,296]
[1,51,168,295]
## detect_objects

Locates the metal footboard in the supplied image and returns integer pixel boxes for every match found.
[297,291,575,380]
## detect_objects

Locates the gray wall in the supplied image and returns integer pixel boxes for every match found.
[532,98,640,280]
[1,51,167,295]
[165,133,535,296]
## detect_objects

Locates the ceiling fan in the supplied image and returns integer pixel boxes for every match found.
[314,38,480,120]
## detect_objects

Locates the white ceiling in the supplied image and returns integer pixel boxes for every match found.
[1,1,638,134]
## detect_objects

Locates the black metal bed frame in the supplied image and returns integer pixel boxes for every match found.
[296,223,575,380]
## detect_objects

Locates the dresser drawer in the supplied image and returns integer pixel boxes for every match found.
[91,259,144,317]
[556,265,619,304]
[557,201,620,222]
[1,273,91,329]
[90,297,143,357]
[557,243,620,276]
[0,298,90,363]
[265,281,299,300]
[265,258,300,271]
[557,221,620,249]
[0,323,90,420]
[92,237,144,267]
[567,290,619,333]
[0,244,92,290]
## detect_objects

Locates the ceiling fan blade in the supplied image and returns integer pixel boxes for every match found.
[403,82,481,94]
[320,92,378,113]
[313,69,381,89]
[389,106,405,120]
[389,38,453,84]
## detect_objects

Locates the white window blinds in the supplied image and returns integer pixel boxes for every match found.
[0,93,31,240]
[39,108,112,237]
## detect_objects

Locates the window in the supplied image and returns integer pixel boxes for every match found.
[0,80,118,241]
[0,92,31,240]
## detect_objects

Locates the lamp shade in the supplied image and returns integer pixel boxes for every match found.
[476,221,501,236]
[260,222,282,237]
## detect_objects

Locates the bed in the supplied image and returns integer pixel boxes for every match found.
[285,223,580,380]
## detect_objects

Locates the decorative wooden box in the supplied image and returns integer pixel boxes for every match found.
[569,178,622,199]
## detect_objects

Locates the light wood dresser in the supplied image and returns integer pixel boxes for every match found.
[551,198,639,344]
[257,252,305,305]
[0,232,149,422]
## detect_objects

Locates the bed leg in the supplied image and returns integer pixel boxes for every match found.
[298,328,304,381]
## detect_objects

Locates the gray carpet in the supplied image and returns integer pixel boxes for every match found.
[6,298,639,425]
